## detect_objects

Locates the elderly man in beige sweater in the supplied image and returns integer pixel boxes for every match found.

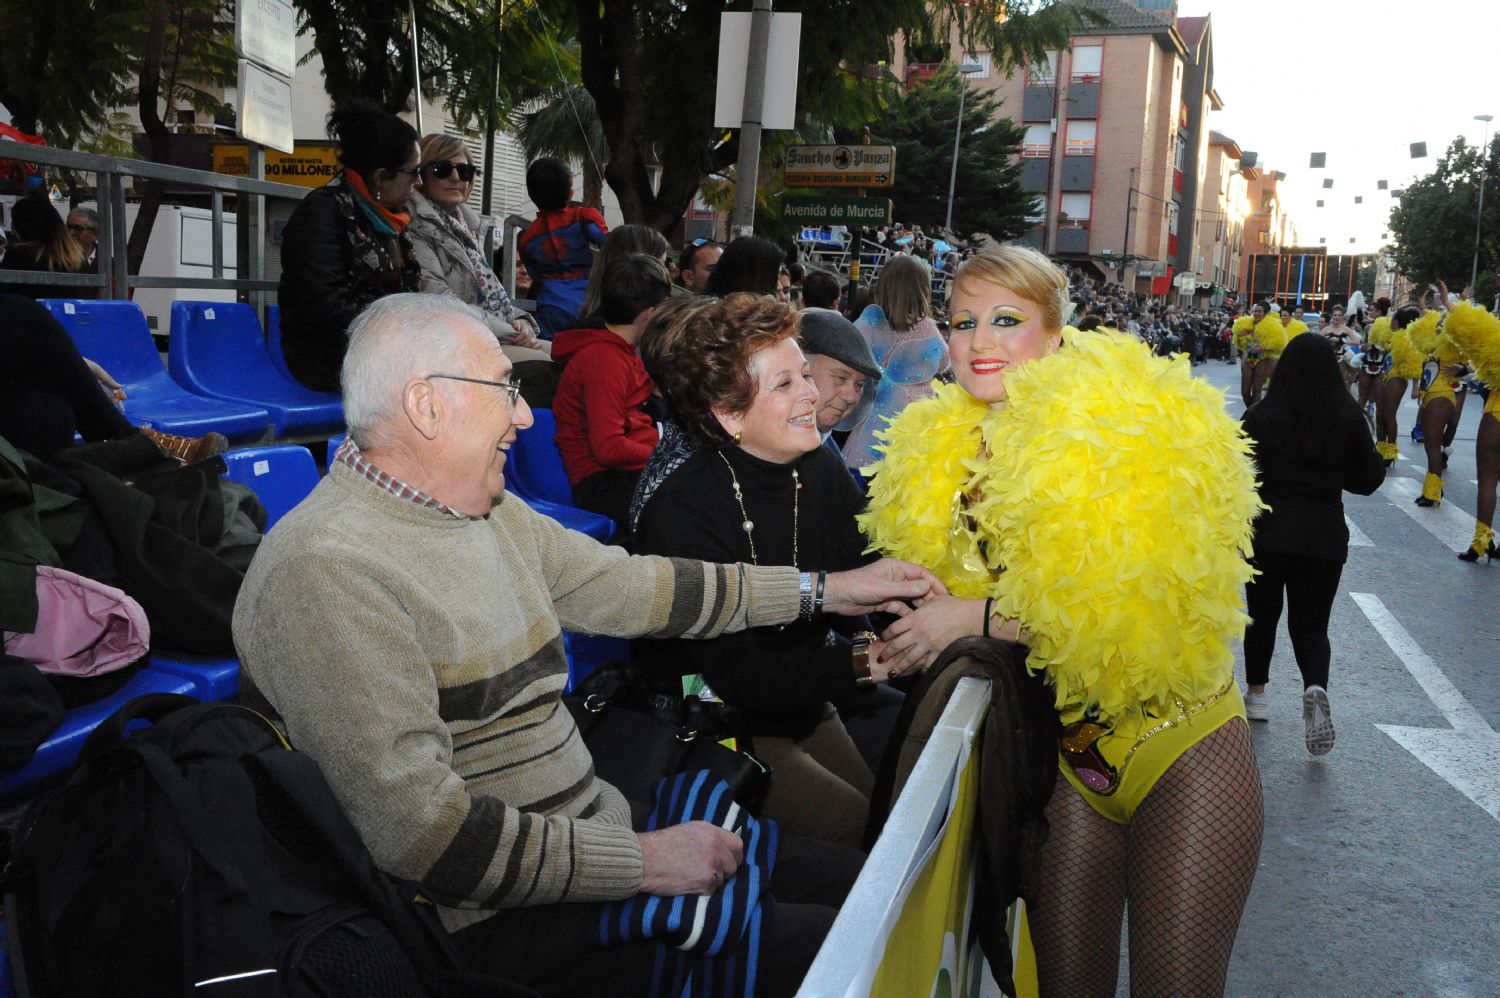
[232,293,944,996]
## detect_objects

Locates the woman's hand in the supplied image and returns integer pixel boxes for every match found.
[822,559,948,617]
[876,595,985,675]
[84,358,126,403]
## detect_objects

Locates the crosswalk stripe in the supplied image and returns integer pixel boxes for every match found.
[1345,514,1373,547]
[1381,477,1476,553]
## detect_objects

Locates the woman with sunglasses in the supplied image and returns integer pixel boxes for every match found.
[860,245,1264,996]
[408,134,549,363]
[278,99,423,392]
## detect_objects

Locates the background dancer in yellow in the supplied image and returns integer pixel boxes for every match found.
[860,245,1264,997]
[1445,302,1500,561]
[1376,305,1424,467]
[1407,307,1464,507]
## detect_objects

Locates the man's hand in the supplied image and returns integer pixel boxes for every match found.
[822,559,948,616]
[638,821,743,897]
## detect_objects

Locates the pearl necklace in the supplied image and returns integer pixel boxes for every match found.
[718,450,799,567]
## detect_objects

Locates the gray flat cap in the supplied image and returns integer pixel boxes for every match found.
[797,308,881,380]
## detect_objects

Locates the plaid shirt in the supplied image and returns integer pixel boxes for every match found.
[334,437,468,519]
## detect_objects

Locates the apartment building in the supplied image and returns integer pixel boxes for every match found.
[1196,130,1250,299]
[1240,164,1297,291]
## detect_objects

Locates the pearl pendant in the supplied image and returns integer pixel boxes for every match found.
[742,520,755,532]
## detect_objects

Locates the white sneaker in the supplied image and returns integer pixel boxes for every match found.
[1303,686,1335,756]
[1244,689,1269,722]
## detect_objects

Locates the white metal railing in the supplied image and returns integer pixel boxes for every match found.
[797,677,996,997]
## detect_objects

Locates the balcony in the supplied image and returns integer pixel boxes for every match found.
[1060,156,1094,191]
[1056,223,1090,254]
[1065,81,1100,118]
[1023,85,1056,121]
[1020,158,1050,193]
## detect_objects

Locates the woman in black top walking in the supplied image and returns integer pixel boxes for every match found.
[1241,333,1386,755]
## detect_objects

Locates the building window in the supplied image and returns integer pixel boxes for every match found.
[1023,124,1052,158]
[1070,45,1102,82]
[1168,202,1179,236]
[1060,192,1092,226]
[1064,120,1096,156]
[963,52,992,79]
[1026,50,1058,85]
[1174,134,1187,171]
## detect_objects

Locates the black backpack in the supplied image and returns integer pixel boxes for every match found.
[1,693,534,998]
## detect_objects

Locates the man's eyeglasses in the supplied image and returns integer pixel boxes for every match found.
[425,373,525,407]
[67,224,97,235]
[426,160,477,183]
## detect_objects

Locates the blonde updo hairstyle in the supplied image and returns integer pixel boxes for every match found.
[951,244,1072,333]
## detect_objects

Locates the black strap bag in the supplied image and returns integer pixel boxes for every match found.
[564,664,771,813]
[1,693,534,998]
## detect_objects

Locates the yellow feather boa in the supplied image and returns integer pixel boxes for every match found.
[1406,309,1441,357]
[1256,314,1289,357]
[1387,326,1424,380]
[859,330,1262,723]
[1366,316,1392,350]
[1286,319,1309,340]
[1443,302,1500,386]
[1232,315,1255,351]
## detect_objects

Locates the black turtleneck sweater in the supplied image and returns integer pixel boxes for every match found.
[631,442,872,740]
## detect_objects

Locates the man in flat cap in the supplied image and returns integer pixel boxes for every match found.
[797,308,882,463]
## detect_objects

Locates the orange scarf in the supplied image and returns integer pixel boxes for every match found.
[343,168,410,237]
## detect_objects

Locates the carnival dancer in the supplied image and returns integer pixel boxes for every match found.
[1444,302,1500,561]
[1283,307,1309,343]
[1408,308,1464,506]
[1233,303,1286,407]
[860,246,1264,996]
[1323,303,1364,394]
[1375,305,1423,467]
[1357,299,1393,422]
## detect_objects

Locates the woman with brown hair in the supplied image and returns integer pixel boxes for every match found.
[4,194,89,300]
[630,293,908,848]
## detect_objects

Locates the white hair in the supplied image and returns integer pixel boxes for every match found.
[341,293,492,447]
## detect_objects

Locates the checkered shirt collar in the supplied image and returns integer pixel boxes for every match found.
[334,437,469,519]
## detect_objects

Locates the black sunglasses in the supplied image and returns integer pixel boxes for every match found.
[427,160,477,182]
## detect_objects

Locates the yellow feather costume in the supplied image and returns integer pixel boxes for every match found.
[1232,315,1256,353]
[1444,302,1500,387]
[1387,326,1424,380]
[1286,319,1309,340]
[859,330,1262,726]
[1366,316,1392,350]
[1406,309,1441,358]
[1256,314,1289,358]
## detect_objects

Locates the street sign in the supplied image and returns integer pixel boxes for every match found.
[714,12,802,130]
[236,0,296,79]
[784,144,896,189]
[236,60,294,154]
[1174,271,1198,290]
[782,196,893,225]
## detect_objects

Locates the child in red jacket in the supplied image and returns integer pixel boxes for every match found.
[551,254,673,529]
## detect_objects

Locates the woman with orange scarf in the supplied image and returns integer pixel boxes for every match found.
[277,99,424,392]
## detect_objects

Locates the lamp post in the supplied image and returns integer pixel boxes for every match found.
[1472,113,1493,290]
[944,62,984,237]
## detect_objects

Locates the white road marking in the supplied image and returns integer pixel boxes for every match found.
[1380,476,1476,552]
[1345,514,1373,547]
[1350,593,1500,823]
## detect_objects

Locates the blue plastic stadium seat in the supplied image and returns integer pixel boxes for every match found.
[148,652,241,702]
[562,631,629,692]
[168,301,344,437]
[222,445,321,529]
[509,409,578,507]
[0,668,200,807]
[39,299,271,440]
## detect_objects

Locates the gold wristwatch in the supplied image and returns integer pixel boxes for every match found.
[850,631,879,687]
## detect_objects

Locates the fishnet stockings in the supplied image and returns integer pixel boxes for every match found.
[1030,720,1263,997]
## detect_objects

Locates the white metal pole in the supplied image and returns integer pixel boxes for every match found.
[409,0,424,135]
[945,83,966,235]
[1472,114,1492,290]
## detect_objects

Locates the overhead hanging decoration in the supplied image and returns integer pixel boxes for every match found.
[1378,180,1389,190]
[1355,196,1363,204]
[1323,178,1334,188]
[1309,152,1326,168]
[1410,142,1427,158]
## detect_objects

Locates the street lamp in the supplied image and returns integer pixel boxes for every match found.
[944,61,985,237]
[1472,113,1493,290]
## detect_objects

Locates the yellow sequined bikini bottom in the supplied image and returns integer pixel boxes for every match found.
[1058,682,1245,825]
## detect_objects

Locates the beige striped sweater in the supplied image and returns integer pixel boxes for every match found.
[232,461,800,929]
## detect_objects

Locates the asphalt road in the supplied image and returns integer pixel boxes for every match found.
[1144,356,1500,998]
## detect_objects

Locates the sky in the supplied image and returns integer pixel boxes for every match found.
[1185,0,1500,255]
